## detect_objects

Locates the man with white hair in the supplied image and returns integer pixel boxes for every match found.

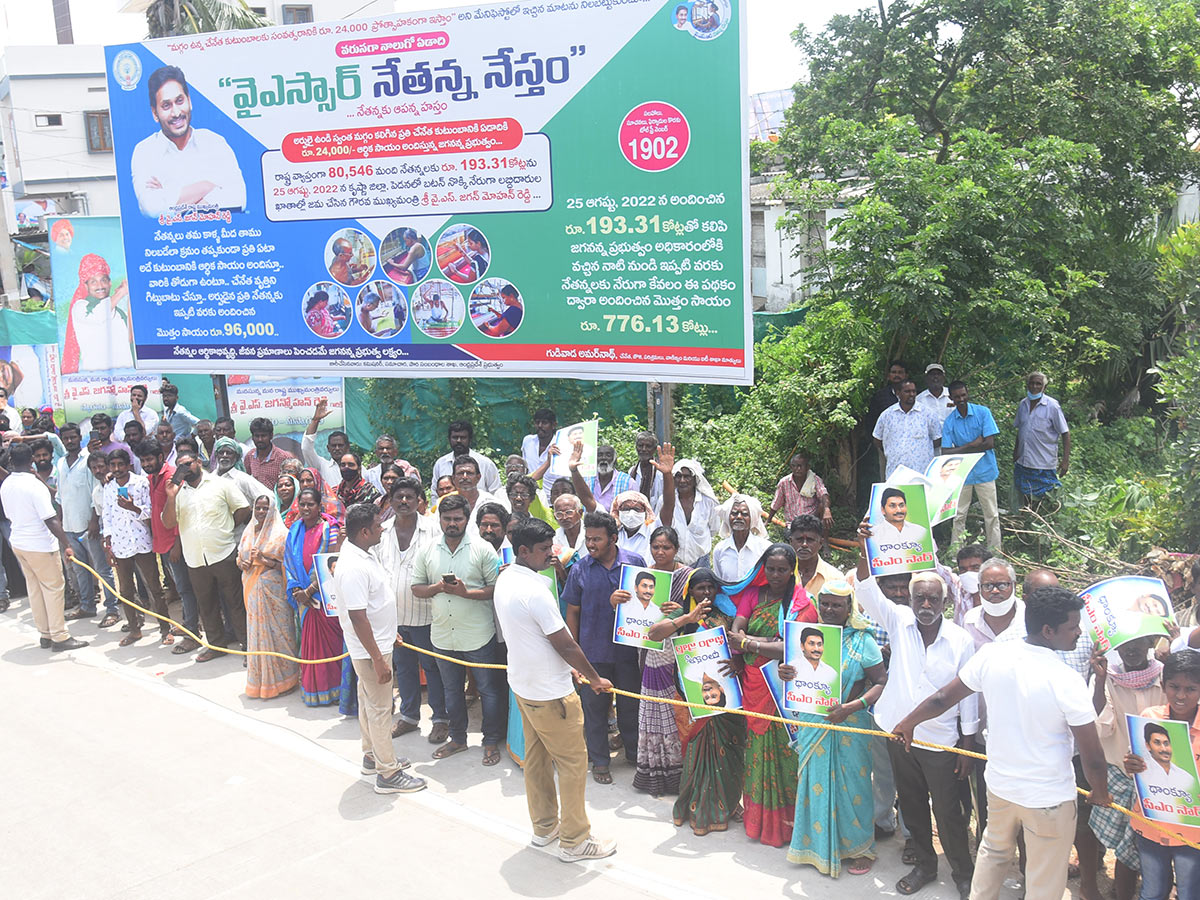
[712,494,770,583]
[855,518,979,898]
[1013,371,1070,503]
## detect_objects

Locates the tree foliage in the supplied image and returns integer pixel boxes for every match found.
[146,0,272,37]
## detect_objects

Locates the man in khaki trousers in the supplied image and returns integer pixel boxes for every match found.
[0,443,88,651]
[493,518,617,863]
[893,586,1112,900]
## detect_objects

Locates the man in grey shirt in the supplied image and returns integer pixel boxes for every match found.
[1012,371,1070,503]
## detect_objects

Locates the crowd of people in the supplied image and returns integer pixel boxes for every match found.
[0,374,1197,894]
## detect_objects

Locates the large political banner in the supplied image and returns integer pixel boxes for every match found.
[47,215,163,428]
[225,374,344,451]
[104,0,750,383]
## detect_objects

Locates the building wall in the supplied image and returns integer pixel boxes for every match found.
[247,0,397,23]
[0,44,117,216]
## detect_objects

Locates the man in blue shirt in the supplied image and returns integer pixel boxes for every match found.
[562,510,644,784]
[941,380,1001,552]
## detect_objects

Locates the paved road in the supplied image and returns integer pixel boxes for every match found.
[0,596,1013,900]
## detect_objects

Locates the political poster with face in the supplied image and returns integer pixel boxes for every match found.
[921,453,983,524]
[1081,575,1174,652]
[104,1,752,383]
[314,552,340,617]
[548,418,598,479]
[782,621,842,716]
[866,482,936,576]
[761,659,802,744]
[672,625,742,719]
[1125,714,1200,828]
[613,564,670,649]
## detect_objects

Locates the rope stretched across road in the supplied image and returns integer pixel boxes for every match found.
[65,556,1200,850]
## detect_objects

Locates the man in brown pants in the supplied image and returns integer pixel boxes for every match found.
[162,449,250,662]
[492,517,616,863]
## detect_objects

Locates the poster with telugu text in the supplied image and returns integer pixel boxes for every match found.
[782,621,842,717]
[1125,714,1200,829]
[865,483,936,576]
[104,0,750,382]
[672,625,742,719]
[1080,575,1174,652]
[224,374,344,453]
[613,564,670,650]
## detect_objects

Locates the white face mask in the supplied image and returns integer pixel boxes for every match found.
[981,595,1016,616]
[959,571,980,595]
[619,509,644,530]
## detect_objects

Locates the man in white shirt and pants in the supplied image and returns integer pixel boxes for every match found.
[895,584,1112,900]
[493,517,617,863]
[856,521,978,898]
[335,503,427,795]
[0,444,87,650]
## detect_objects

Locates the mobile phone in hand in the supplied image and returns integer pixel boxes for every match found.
[117,485,130,499]
[442,573,458,585]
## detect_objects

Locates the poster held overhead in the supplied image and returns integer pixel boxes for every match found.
[865,483,936,576]
[1080,576,1174,652]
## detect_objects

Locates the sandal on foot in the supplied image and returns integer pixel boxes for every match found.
[592,768,613,785]
[432,741,468,760]
[65,608,95,621]
[119,631,142,647]
[848,858,873,876]
[428,722,450,744]
[98,613,120,628]
[159,633,175,646]
[482,745,501,766]
[173,637,200,654]
[897,867,936,896]
[902,841,920,866]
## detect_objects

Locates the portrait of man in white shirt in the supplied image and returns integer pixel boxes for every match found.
[131,65,247,218]
[791,626,837,695]
[873,486,928,552]
[617,570,663,639]
[1137,722,1198,803]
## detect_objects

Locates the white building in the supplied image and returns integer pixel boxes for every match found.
[0,44,119,223]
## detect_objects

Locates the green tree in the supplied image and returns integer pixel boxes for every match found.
[145,0,271,37]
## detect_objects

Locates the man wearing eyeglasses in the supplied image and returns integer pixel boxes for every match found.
[960,558,1026,844]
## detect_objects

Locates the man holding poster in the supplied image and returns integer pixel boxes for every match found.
[612,567,667,649]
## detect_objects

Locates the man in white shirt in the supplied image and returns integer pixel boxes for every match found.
[873,379,942,478]
[131,65,246,218]
[855,521,978,898]
[894,585,1112,900]
[915,363,955,428]
[712,494,770,583]
[300,398,350,486]
[0,444,87,650]
[363,433,419,493]
[429,420,501,495]
[493,517,616,862]
[114,384,160,438]
[521,407,559,499]
[371,477,447,741]
[336,503,427,794]
[452,456,510,535]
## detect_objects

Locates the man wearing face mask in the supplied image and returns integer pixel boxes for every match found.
[960,559,1026,838]
[1013,371,1070,504]
[855,519,979,899]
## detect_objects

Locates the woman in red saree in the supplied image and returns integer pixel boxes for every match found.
[727,542,816,847]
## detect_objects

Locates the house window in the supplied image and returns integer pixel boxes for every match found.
[281,4,313,23]
[85,110,113,153]
[250,6,267,14]
[34,113,63,128]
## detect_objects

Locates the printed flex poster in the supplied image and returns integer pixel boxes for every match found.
[1080,575,1174,652]
[1126,714,1200,828]
[672,625,742,719]
[548,418,598,479]
[613,564,670,649]
[104,0,751,382]
[314,552,340,616]
[866,483,936,576]
[782,621,842,717]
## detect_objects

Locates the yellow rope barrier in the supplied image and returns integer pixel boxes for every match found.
[66,557,1200,850]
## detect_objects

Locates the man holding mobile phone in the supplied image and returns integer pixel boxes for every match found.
[412,493,505,765]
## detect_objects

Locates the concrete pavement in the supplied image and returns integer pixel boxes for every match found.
[0,594,1013,900]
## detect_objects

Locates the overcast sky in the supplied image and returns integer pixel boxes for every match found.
[0,0,868,93]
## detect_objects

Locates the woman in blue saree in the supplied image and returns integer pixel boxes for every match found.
[284,487,354,711]
[780,579,887,877]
